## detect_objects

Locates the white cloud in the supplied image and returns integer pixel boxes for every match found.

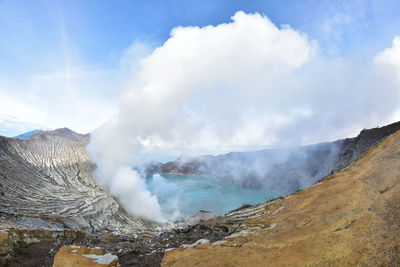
[375,36,400,79]
[375,37,400,122]
[117,11,317,150]
[98,11,400,153]
[321,12,354,41]
[89,11,400,221]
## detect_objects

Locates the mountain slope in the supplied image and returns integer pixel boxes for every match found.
[0,128,146,234]
[159,122,400,196]
[162,128,400,266]
[161,141,344,195]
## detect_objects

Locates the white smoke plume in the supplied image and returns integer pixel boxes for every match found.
[88,11,400,222]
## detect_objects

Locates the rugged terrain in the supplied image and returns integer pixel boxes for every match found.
[0,128,155,265]
[159,121,400,195]
[0,128,147,234]
[0,123,399,266]
[162,126,400,266]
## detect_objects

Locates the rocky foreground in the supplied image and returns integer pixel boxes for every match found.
[0,124,399,266]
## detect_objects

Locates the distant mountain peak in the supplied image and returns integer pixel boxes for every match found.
[30,127,88,142]
[14,129,43,139]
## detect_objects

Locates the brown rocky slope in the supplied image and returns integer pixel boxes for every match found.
[162,129,400,266]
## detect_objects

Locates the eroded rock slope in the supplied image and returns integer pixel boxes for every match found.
[0,128,146,234]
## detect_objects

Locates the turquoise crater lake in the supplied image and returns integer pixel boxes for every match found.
[146,173,280,220]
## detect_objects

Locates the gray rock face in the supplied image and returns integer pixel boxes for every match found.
[0,128,147,234]
[332,121,400,172]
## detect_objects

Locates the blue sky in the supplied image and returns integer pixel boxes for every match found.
[1,0,400,137]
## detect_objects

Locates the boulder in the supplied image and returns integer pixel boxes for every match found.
[53,245,118,267]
